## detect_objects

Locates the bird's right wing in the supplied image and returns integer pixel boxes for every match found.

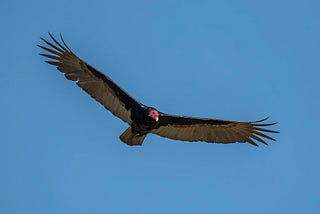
[38,33,141,124]
[151,114,278,146]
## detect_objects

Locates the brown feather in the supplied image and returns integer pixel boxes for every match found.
[39,33,140,124]
[151,114,278,146]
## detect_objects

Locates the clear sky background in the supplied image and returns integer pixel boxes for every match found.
[1,0,319,213]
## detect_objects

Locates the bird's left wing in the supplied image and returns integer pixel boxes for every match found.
[38,33,141,124]
[151,114,278,146]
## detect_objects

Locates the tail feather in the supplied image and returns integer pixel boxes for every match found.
[120,127,146,146]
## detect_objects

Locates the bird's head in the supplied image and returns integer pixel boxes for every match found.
[148,109,159,122]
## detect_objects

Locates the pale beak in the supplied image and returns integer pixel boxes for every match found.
[155,117,159,122]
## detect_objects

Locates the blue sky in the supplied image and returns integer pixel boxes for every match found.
[1,0,319,213]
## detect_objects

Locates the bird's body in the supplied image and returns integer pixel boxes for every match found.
[131,107,157,133]
[39,33,278,146]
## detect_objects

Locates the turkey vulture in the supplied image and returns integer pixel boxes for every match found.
[38,33,278,146]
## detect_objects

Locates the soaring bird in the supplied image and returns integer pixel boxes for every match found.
[38,33,278,146]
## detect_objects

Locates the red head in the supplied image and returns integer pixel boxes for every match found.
[149,109,159,122]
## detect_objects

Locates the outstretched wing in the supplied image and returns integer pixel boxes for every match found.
[38,33,141,124]
[151,114,278,146]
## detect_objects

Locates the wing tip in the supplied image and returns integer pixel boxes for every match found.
[38,32,72,54]
[249,116,278,146]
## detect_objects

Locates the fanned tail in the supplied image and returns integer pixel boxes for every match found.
[120,127,146,146]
